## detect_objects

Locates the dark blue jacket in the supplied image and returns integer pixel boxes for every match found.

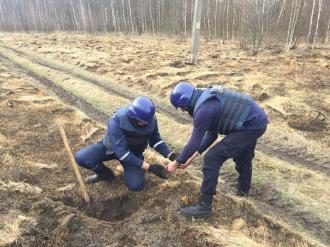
[176,87,268,164]
[194,86,253,134]
[102,107,171,168]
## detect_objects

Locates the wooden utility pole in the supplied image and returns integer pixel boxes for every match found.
[191,0,203,64]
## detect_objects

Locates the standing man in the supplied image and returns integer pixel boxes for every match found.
[166,81,268,218]
[75,96,177,191]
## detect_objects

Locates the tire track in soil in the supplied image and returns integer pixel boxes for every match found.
[0,46,329,175]
[258,139,330,176]
[2,45,191,124]
[0,54,109,125]
[4,45,329,177]
[1,51,328,246]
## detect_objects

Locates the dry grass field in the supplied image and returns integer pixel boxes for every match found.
[0,32,329,246]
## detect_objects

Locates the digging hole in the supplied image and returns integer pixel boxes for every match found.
[61,194,139,222]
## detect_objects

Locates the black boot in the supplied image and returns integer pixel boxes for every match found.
[85,164,115,184]
[236,189,249,197]
[180,194,213,219]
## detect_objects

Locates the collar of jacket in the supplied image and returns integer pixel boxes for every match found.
[187,89,203,117]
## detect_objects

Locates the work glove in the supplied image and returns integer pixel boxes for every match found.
[148,164,168,179]
[167,152,179,161]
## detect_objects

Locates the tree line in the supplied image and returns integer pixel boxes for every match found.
[0,0,329,52]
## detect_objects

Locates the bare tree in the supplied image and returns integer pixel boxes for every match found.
[214,0,218,38]
[226,0,230,40]
[276,0,287,27]
[110,0,117,32]
[184,0,187,36]
[0,0,329,51]
[285,0,302,51]
[307,0,316,42]
[312,0,323,49]
[128,0,135,33]
[149,0,155,35]
[326,18,330,43]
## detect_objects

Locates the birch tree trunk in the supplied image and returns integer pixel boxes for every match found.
[87,1,94,32]
[184,0,187,36]
[325,19,330,44]
[144,3,148,33]
[276,0,286,28]
[30,2,39,31]
[307,0,316,42]
[261,0,265,34]
[285,0,296,51]
[150,0,155,35]
[286,0,302,51]
[121,0,127,32]
[214,0,218,38]
[128,0,135,33]
[104,7,108,32]
[312,0,323,50]
[157,0,161,31]
[80,0,87,32]
[70,0,79,31]
[231,0,235,40]
[207,0,211,39]
[111,0,117,32]
[226,0,230,40]
[222,0,226,42]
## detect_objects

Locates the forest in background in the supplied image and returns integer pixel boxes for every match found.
[0,0,329,53]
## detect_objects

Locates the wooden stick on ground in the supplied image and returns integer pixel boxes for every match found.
[59,126,90,204]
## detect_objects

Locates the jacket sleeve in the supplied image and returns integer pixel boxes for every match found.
[175,108,212,164]
[108,116,143,168]
[197,131,218,154]
[148,119,171,158]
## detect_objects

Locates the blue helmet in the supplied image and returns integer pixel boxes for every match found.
[170,81,195,108]
[127,96,155,124]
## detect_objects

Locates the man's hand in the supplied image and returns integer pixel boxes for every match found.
[166,160,179,173]
[178,151,199,169]
[141,161,150,171]
[148,164,168,179]
[167,152,179,161]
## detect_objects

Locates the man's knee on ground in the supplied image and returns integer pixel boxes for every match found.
[126,180,144,191]
[74,150,85,166]
[74,150,96,171]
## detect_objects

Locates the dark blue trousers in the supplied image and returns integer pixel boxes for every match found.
[201,126,267,195]
[74,142,145,191]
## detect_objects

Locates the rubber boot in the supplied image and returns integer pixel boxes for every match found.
[85,163,115,184]
[180,194,213,219]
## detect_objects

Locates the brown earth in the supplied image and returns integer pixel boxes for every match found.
[0,54,324,247]
[0,33,328,165]
[0,33,329,246]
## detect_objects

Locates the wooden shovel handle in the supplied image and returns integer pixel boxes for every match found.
[59,126,90,204]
